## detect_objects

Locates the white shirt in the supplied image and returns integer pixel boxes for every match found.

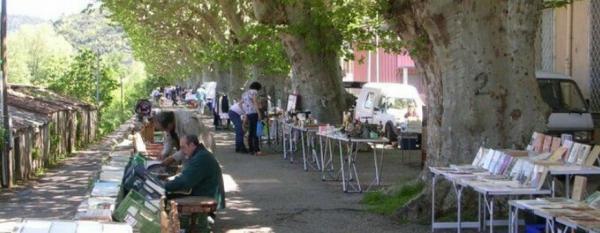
[230,102,244,115]
[241,89,258,114]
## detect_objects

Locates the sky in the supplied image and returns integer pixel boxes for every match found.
[9,0,95,20]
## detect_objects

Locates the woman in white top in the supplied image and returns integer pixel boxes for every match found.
[242,82,263,155]
[228,100,248,153]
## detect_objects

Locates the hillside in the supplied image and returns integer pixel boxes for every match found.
[8,15,47,33]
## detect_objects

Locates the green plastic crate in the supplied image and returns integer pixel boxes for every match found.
[113,190,160,222]
[132,153,147,167]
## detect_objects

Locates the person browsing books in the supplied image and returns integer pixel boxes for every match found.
[155,110,216,166]
[165,134,225,209]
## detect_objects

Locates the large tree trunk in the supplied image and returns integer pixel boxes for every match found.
[251,63,290,107]
[384,0,550,220]
[229,57,246,100]
[253,0,346,123]
[279,32,346,123]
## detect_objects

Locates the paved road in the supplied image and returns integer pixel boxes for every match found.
[207,117,429,233]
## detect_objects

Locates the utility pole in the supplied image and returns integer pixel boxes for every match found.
[120,75,124,114]
[0,0,10,188]
[95,50,100,105]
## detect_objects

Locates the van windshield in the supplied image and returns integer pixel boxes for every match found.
[380,97,416,110]
[537,79,587,113]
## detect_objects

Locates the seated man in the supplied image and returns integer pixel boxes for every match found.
[165,134,225,209]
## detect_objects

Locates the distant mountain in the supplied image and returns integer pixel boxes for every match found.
[9,15,47,33]
[53,9,132,55]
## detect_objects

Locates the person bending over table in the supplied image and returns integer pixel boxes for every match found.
[154,110,216,166]
[165,134,225,209]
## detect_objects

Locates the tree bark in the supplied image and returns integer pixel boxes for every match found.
[384,0,550,219]
[279,32,346,123]
[229,56,246,100]
[252,1,347,123]
[251,63,290,106]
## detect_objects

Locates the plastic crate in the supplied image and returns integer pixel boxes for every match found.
[113,190,160,222]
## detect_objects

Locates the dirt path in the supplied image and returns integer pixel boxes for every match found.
[0,120,133,222]
[206,117,429,233]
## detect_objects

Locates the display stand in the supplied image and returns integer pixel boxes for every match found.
[509,199,600,233]
[430,167,551,233]
[318,132,388,192]
[548,164,600,198]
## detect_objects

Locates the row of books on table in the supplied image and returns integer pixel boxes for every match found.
[527,132,599,166]
[434,132,600,191]
[515,193,600,231]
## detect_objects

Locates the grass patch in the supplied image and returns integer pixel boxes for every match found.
[34,167,46,177]
[362,181,424,215]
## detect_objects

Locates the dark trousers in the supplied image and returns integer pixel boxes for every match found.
[228,111,246,151]
[247,113,260,153]
[207,101,221,127]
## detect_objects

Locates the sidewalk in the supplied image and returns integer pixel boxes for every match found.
[0,120,133,222]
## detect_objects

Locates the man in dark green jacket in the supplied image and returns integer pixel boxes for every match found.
[165,134,225,209]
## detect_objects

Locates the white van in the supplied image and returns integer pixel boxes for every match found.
[536,71,594,142]
[354,83,424,143]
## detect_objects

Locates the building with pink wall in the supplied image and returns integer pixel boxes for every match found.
[342,48,423,93]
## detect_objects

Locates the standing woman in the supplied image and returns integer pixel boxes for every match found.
[242,82,263,155]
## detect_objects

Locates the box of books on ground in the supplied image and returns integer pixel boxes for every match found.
[101,165,125,172]
[99,170,125,183]
[113,190,161,233]
[114,138,134,151]
[91,181,121,197]
[74,197,117,222]
[13,219,132,233]
[132,174,165,200]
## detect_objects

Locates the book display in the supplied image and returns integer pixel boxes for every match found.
[432,131,600,233]
[510,192,600,233]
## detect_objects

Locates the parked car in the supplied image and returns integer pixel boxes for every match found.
[354,83,424,148]
[536,71,594,143]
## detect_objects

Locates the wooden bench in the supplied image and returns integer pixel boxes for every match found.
[163,196,217,233]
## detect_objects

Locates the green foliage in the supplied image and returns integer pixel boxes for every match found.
[34,167,46,177]
[7,23,74,84]
[31,148,41,160]
[362,181,424,215]
[101,0,291,82]
[54,9,131,55]
[47,50,118,108]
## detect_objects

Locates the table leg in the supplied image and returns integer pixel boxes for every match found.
[327,138,336,180]
[453,182,463,233]
[288,127,297,163]
[552,177,556,198]
[490,196,494,233]
[478,194,482,232]
[373,144,381,185]
[301,130,308,171]
[565,174,571,198]
[282,125,288,160]
[350,142,362,192]
[509,203,519,233]
[339,140,347,192]
[431,173,437,233]
[320,135,326,180]
[311,134,321,170]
